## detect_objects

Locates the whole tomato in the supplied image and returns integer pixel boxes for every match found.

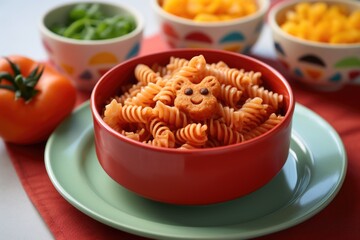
[0,55,77,144]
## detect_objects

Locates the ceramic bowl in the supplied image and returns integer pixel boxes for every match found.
[90,49,295,205]
[151,0,270,53]
[39,1,144,91]
[268,0,360,91]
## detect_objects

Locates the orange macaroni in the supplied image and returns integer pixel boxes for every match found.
[280,2,360,44]
[161,0,258,22]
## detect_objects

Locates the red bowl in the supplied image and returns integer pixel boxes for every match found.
[90,49,295,205]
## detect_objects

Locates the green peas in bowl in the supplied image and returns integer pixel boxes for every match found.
[40,1,144,91]
[50,3,137,40]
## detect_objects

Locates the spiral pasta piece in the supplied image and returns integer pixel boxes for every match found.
[153,101,189,128]
[166,56,190,74]
[167,57,229,74]
[217,103,245,130]
[245,85,284,110]
[144,118,176,148]
[172,55,206,83]
[119,105,153,124]
[175,123,208,147]
[209,61,229,69]
[135,64,162,84]
[205,138,222,148]
[205,66,240,90]
[157,130,176,148]
[243,113,284,140]
[219,83,243,108]
[122,131,141,141]
[153,75,187,106]
[239,97,269,131]
[148,118,167,135]
[121,128,150,142]
[243,71,262,86]
[151,63,169,77]
[205,66,262,90]
[153,86,176,105]
[147,117,175,147]
[153,84,177,105]
[125,82,162,107]
[103,99,122,132]
[206,119,244,145]
[116,82,144,104]
[145,135,173,148]
[178,143,197,149]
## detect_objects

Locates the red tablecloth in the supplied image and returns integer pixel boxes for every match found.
[6,34,360,240]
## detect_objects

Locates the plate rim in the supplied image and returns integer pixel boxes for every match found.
[44,101,347,240]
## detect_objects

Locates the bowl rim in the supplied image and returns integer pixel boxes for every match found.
[268,0,360,49]
[39,0,144,45]
[151,0,270,27]
[90,48,295,154]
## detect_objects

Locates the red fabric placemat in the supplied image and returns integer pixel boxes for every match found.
[5,34,360,240]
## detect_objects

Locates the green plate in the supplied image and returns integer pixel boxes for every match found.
[45,101,347,240]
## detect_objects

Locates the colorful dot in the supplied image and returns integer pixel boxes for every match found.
[88,52,118,65]
[304,68,322,80]
[126,42,140,59]
[185,32,213,44]
[60,63,74,75]
[274,42,285,56]
[294,68,303,77]
[298,54,326,67]
[329,73,342,82]
[162,23,179,39]
[219,32,245,43]
[222,44,242,52]
[79,70,93,81]
[349,71,360,81]
[335,57,360,68]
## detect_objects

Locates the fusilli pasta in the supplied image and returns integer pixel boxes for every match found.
[102,54,285,149]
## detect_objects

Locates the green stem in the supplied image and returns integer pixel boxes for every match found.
[63,18,99,38]
[0,58,42,102]
[0,72,15,84]
[0,84,15,91]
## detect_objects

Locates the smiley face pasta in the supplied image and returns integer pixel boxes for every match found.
[102,55,285,149]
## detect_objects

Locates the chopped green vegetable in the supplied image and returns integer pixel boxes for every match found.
[50,3,136,40]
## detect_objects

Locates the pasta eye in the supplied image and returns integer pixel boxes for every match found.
[200,88,209,95]
[184,88,193,95]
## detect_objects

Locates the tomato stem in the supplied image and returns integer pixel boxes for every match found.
[0,58,43,102]
[0,85,15,91]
